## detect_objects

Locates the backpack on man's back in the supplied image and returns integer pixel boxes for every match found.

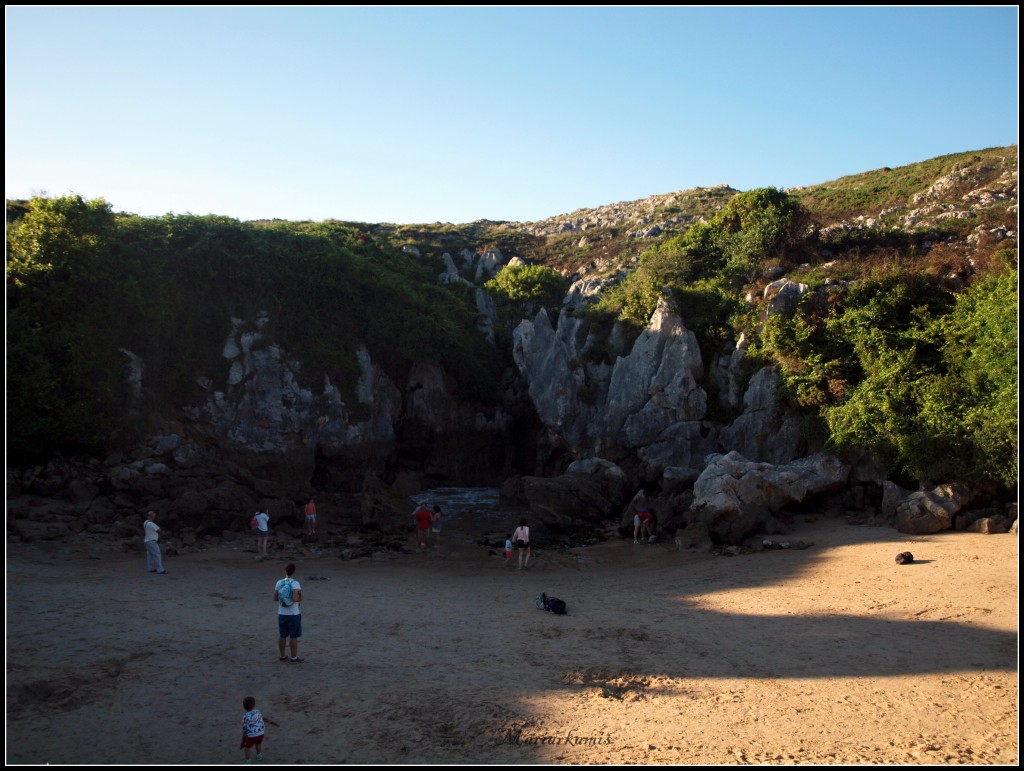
[278,578,295,607]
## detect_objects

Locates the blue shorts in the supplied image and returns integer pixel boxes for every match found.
[278,614,302,639]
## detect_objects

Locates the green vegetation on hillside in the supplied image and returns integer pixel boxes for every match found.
[757,250,1018,489]
[7,196,132,460]
[5,146,1018,492]
[7,196,501,463]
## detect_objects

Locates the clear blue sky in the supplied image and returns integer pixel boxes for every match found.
[5,6,1019,225]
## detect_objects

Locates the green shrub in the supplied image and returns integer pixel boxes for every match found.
[484,263,569,318]
[710,188,806,285]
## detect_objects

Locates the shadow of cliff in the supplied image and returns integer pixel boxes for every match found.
[543,602,1018,680]
[523,538,1018,680]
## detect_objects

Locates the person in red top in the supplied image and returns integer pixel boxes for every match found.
[304,496,317,536]
[412,503,433,551]
[634,507,656,543]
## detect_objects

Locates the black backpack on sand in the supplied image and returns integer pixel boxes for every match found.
[546,596,567,615]
[536,591,568,615]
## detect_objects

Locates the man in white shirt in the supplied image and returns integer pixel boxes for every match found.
[274,563,304,662]
[144,510,167,574]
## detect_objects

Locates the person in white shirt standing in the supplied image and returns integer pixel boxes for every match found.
[254,510,271,558]
[512,519,531,570]
[144,510,167,574]
[274,563,304,662]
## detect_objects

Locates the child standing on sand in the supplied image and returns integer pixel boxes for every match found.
[504,535,513,565]
[241,695,279,764]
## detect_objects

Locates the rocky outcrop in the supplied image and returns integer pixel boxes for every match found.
[8,152,1019,561]
[507,446,854,548]
[706,333,750,412]
[520,184,738,239]
[396,361,515,486]
[512,297,809,478]
[513,297,709,466]
[6,306,534,551]
[563,274,624,309]
[607,297,706,437]
[359,473,416,534]
[674,521,715,552]
[761,278,810,320]
[437,250,506,344]
[688,451,850,544]
[717,368,807,465]
[882,482,974,535]
[199,315,402,457]
[637,422,718,482]
[500,458,630,532]
[818,155,1018,238]
[955,503,1018,534]
[185,311,523,493]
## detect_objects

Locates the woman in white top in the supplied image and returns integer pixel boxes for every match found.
[512,519,531,570]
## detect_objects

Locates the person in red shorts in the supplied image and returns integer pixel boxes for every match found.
[240,695,279,764]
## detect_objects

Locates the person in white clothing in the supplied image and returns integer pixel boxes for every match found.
[512,519,531,570]
[254,511,270,558]
[144,510,167,574]
[274,563,304,662]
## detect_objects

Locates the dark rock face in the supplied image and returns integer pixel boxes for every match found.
[359,474,418,535]
[8,298,1018,554]
[7,319,547,552]
[507,458,631,532]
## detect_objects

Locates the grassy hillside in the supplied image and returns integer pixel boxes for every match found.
[791,146,1017,226]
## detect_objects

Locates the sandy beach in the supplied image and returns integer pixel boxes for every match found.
[5,516,1018,766]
